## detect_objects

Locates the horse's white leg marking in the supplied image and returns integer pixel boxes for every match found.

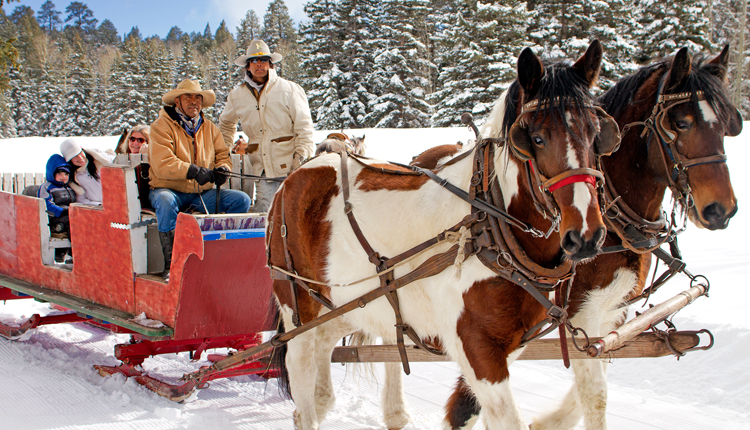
[566,141,591,235]
[532,268,637,430]
[382,361,412,429]
[313,319,355,423]
[698,100,718,124]
[471,378,527,430]
[280,307,320,430]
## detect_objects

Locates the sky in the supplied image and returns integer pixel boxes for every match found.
[2,0,310,39]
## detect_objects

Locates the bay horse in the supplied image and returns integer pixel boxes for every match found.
[266,40,617,430]
[442,46,742,430]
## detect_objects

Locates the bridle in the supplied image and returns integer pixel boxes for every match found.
[622,84,727,206]
[509,98,619,235]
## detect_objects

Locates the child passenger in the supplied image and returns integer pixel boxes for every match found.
[38,154,77,262]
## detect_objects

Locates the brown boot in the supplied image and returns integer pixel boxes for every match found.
[158,230,175,281]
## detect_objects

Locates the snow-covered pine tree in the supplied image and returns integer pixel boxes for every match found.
[431,0,533,127]
[298,0,344,128]
[588,0,640,93]
[635,0,713,62]
[8,66,36,137]
[211,53,232,119]
[335,0,382,128]
[262,0,300,80]
[236,10,262,51]
[58,35,97,136]
[103,38,147,134]
[143,38,173,124]
[173,35,202,85]
[363,0,433,128]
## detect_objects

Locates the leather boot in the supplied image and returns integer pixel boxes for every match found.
[159,230,175,281]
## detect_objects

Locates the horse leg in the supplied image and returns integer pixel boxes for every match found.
[382,360,411,429]
[312,319,355,422]
[280,309,320,430]
[532,269,637,430]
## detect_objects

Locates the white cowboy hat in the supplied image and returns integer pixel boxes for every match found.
[162,79,216,108]
[234,39,283,67]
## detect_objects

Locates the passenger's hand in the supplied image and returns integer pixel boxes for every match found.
[138,143,149,155]
[187,164,215,185]
[60,209,68,217]
[213,166,229,186]
[292,153,303,171]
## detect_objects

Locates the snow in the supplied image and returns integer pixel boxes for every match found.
[1,124,749,429]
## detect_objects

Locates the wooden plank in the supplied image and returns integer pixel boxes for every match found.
[330,332,701,363]
[35,172,44,185]
[24,173,34,191]
[2,173,11,192]
[0,273,174,339]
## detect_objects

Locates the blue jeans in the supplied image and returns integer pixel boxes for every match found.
[149,188,252,232]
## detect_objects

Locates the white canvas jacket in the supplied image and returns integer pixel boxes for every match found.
[219,69,314,178]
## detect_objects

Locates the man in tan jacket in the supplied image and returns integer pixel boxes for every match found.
[219,40,314,213]
[150,79,252,281]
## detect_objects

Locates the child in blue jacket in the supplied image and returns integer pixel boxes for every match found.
[38,154,77,236]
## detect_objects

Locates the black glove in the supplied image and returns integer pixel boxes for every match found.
[213,167,229,186]
[60,208,68,217]
[186,164,215,186]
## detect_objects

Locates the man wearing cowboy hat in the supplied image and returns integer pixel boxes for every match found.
[149,79,252,281]
[219,39,314,213]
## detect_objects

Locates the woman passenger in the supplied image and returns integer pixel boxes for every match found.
[115,125,152,210]
[60,138,114,206]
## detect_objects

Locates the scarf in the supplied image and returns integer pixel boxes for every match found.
[244,74,266,94]
[175,107,203,137]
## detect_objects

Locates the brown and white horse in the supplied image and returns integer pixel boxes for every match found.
[443,46,742,430]
[266,40,613,430]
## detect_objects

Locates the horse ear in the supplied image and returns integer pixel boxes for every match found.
[705,45,731,82]
[518,47,545,99]
[571,39,603,87]
[667,48,691,91]
[727,107,743,137]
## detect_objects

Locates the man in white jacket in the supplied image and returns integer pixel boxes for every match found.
[219,39,314,213]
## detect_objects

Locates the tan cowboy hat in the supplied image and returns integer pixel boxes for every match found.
[234,39,283,67]
[162,79,216,108]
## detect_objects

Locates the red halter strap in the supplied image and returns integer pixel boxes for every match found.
[547,174,598,192]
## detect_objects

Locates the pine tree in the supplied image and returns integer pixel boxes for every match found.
[173,35,202,84]
[58,39,94,135]
[298,0,343,126]
[215,20,233,47]
[431,0,534,127]
[262,0,299,79]
[196,23,214,55]
[588,0,640,93]
[364,0,434,128]
[236,10,262,50]
[36,0,61,33]
[635,0,713,61]
[96,19,119,46]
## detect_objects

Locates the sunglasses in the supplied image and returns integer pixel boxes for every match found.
[248,57,271,64]
[129,137,147,143]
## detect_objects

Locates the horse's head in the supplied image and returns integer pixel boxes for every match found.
[505,40,617,261]
[656,46,741,230]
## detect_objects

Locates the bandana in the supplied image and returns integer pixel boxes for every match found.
[244,74,265,93]
[175,107,203,137]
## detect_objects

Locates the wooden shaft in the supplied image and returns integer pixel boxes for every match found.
[330,332,700,363]
[587,284,706,357]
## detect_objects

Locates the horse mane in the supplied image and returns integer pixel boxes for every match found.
[599,54,736,125]
[500,60,598,141]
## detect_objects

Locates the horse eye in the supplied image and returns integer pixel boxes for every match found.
[674,120,690,130]
[532,136,544,147]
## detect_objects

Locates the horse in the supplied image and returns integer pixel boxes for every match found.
[442,45,743,430]
[266,39,618,430]
[315,132,367,156]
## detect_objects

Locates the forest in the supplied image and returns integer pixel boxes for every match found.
[0,0,747,139]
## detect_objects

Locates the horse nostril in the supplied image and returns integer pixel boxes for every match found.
[702,203,726,224]
[561,230,583,255]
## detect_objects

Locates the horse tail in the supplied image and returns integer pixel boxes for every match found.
[267,298,292,400]
[346,331,377,383]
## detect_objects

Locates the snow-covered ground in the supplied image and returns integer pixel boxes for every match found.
[1,125,749,429]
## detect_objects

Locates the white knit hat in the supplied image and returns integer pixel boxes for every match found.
[60,138,84,162]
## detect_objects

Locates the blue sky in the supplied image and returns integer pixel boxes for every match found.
[3,0,309,39]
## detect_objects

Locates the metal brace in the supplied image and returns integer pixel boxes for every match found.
[110,218,157,230]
